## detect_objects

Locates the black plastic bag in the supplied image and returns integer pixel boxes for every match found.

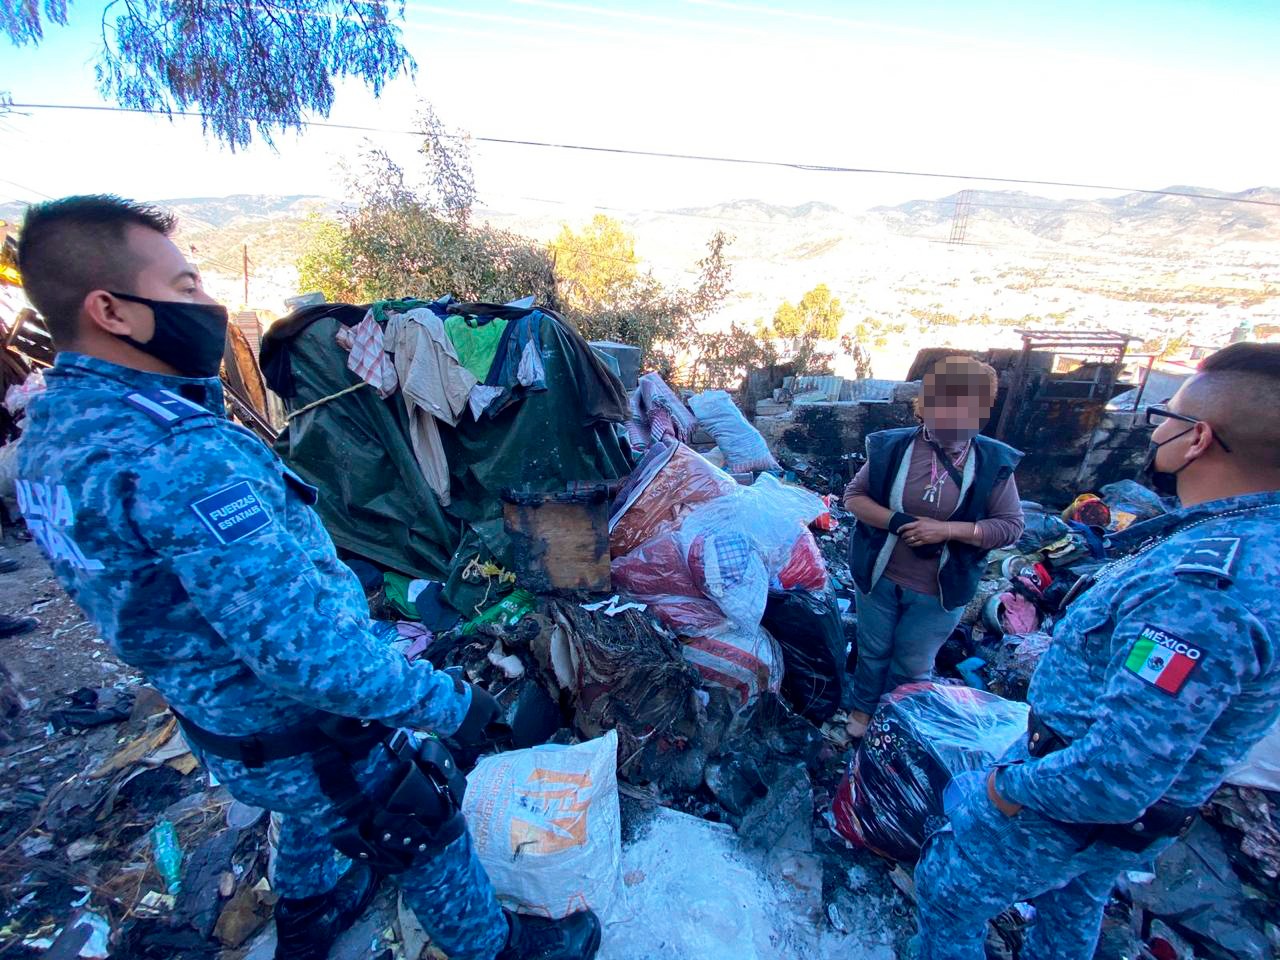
[832,682,1029,863]
[761,588,846,723]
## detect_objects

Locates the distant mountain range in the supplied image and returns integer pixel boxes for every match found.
[0,194,333,229]
[873,186,1280,244]
[2,185,1276,272]
[668,199,844,221]
[3,186,1274,371]
[160,194,337,230]
[0,194,337,274]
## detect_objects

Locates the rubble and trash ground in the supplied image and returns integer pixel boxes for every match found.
[0,534,915,959]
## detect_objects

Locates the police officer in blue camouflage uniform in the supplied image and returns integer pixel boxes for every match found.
[14,196,601,960]
[911,340,1280,959]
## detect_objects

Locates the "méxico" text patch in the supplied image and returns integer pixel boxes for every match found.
[1124,624,1203,696]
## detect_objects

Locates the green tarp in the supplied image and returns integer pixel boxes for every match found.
[271,307,631,611]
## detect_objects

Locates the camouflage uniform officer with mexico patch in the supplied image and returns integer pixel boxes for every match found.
[911,342,1280,960]
[13,197,601,960]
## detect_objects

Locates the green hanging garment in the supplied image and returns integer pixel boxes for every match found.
[445,314,510,381]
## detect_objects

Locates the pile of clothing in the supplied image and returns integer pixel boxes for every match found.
[259,297,630,612]
[952,483,1166,688]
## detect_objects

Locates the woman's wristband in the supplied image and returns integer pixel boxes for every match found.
[888,512,916,535]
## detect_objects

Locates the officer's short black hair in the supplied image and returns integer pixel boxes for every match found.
[1186,342,1280,470]
[1198,341,1280,379]
[16,195,177,346]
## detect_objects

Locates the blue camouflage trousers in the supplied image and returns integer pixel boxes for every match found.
[204,737,509,960]
[912,777,1176,960]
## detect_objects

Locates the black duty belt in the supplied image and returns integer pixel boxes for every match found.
[172,707,390,770]
[1024,711,1198,853]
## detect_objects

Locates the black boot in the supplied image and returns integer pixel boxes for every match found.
[274,862,381,960]
[498,909,602,960]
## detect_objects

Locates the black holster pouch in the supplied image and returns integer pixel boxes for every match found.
[1025,712,1198,853]
[1027,711,1071,759]
[1052,800,1198,853]
[326,731,468,873]
[172,707,471,873]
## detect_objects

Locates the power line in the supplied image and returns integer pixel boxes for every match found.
[5,101,410,136]
[473,137,1280,209]
[8,102,1280,210]
[506,0,771,38]
[0,177,55,200]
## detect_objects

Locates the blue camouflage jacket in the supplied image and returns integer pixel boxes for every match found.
[998,489,1280,823]
[16,353,470,737]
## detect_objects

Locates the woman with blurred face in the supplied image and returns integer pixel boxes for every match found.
[842,356,1026,738]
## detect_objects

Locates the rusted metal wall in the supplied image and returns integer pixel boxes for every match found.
[1004,395,1110,505]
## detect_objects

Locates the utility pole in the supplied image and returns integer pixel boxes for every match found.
[242,244,249,307]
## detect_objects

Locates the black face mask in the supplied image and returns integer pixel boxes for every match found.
[1141,426,1195,498]
[110,292,229,379]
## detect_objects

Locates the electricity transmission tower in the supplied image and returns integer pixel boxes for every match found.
[949,189,974,244]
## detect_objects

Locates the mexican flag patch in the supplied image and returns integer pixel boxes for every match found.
[1124,624,1203,696]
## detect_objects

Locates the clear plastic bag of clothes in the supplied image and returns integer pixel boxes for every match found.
[682,626,784,709]
[613,474,827,635]
[776,529,828,592]
[832,682,1029,863]
[678,474,826,575]
[611,525,771,635]
[687,390,780,474]
[611,531,730,635]
[610,442,738,558]
[4,368,46,415]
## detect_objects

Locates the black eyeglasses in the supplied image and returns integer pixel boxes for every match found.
[1145,405,1232,453]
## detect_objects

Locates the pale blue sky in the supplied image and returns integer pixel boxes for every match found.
[1,1,1276,210]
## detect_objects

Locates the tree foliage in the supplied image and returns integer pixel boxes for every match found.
[1,0,68,45]
[297,111,556,305]
[756,283,847,376]
[415,102,475,223]
[2,0,414,150]
[840,334,875,379]
[549,215,737,379]
[683,321,777,391]
[834,314,908,380]
[851,315,904,350]
[1139,332,1191,361]
[771,283,844,340]
[553,215,640,313]
[296,106,740,383]
[296,215,360,303]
